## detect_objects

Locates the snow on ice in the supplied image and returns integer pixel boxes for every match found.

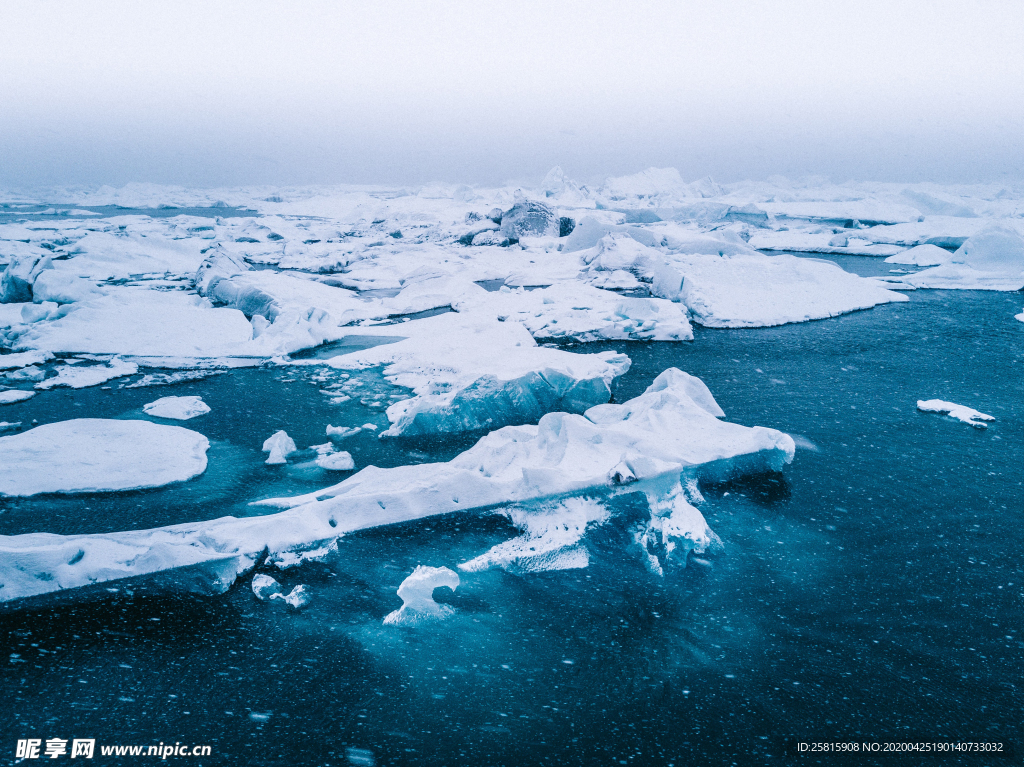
[0,368,792,605]
[143,395,211,420]
[917,399,995,429]
[383,566,460,626]
[0,418,209,497]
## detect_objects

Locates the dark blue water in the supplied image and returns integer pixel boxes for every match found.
[2,287,1023,765]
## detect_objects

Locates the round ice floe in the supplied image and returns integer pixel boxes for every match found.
[143,395,211,420]
[0,418,209,497]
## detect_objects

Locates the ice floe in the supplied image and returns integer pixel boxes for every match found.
[315,450,355,471]
[0,368,792,605]
[894,227,1024,291]
[0,390,35,404]
[917,400,995,429]
[460,497,610,574]
[35,357,138,390]
[143,395,211,420]
[0,418,209,497]
[383,566,460,626]
[884,243,952,267]
[263,430,298,464]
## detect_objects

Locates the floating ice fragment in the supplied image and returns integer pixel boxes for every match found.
[383,566,459,626]
[0,418,209,497]
[143,395,211,420]
[262,430,297,464]
[36,357,138,390]
[0,351,53,370]
[251,573,282,601]
[326,424,362,439]
[0,390,35,404]
[917,400,994,429]
[315,450,354,471]
[270,584,311,609]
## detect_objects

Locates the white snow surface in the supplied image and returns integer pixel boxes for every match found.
[917,399,995,429]
[143,395,211,420]
[383,566,460,626]
[0,418,209,497]
[884,243,952,266]
[263,430,297,465]
[35,357,138,390]
[895,227,1024,291]
[0,390,35,404]
[0,368,792,605]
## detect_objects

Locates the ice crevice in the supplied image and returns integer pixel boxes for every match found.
[0,368,794,609]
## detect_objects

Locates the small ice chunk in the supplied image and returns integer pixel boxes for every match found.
[143,395,211,420]
[315,450,355,471]
[326,424,362,439]
[361,423,378,430]
[0,421,20,432]
[0,390,36,405]
[917,399,995,429]
[270,584,311,609]
[1016,308,1024,323]
[262,430,297,464]
[383,565,459,626]
[251,573,282,601]
[884,243,952,267]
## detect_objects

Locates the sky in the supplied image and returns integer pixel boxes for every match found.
[2,0,1023,188]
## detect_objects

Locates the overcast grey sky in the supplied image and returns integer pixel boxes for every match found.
[2,0,1022,188]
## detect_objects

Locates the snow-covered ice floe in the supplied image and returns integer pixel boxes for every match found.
[892,227,1024,291]
[320,311,631,437]
[0,368,793,607]
[383,566,460,626]
[0,390,35,404]
[917,400,995,429]
[143,395,211,420]
[263,430,297,464]
[35,357,138,390]
[0,418,209,497]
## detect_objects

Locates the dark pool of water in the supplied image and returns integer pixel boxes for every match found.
[2,288,1023,765]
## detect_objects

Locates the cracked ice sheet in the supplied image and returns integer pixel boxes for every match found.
[0,368,793,607]
[316,309,631,436]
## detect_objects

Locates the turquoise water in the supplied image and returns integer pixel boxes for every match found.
[2,286,1022,765]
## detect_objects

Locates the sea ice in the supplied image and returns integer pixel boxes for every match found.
[884,243,952,267]
[917,399,995,429]
[35,357,139,390]
[897,227,1024,291]
[31,270,104,304]
[263,430,297,464]
[326,425,362,439]
[270,584,311,609]
[143,395,211,420]
[651,253,908,327]
[460,497,609,574]
[251,573,282,600]
[0,368,794,605]
[382,566,460,625]
[0,390,35,404]
[315,450,355,471]
[0,351,54,370]
[0,418,209,497]
[322,311,630,437]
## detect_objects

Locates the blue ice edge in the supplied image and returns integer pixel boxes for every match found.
[0,369,794,612]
